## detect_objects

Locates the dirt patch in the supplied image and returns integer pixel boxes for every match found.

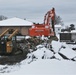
[0,53,27,65]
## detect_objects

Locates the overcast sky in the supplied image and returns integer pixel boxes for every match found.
[0,0,76,24]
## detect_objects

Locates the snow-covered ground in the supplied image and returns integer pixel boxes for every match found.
[1,59,76,75]
[0,38,76,75]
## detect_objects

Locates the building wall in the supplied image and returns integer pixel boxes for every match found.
[21,27,30,35]
[55,27,61,34]
[0,26,31,35]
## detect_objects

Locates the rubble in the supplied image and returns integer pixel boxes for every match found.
[0,36,76,65]
[59,46,76,59]
[0,36,46,65]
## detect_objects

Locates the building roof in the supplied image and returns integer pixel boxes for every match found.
[0,17,33,26]
[60,30,76,33]
[55,24,61,27]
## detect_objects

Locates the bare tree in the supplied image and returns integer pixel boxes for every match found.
[55,15,64,26]
[0,15,8,21]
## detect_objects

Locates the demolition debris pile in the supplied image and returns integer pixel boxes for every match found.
[0,35,76,65]
[0,36,44,65]
[25,40,76,63]
[0,36,58,65]
[0,38,76,74]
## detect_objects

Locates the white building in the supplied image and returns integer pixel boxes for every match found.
[55,24,62,34]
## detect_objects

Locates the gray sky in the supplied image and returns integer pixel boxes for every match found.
[0,0,76,24]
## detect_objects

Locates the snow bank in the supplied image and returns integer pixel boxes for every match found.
[51,41,76,59]
[0,64,20,74]
[51,41,62,53]
[54,53,63,60]
[60,47,76,59]
[27,47,53,59]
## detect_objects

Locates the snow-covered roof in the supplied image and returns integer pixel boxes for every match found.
[55,24,61,28]
[71,30,76,33]
[60,30,76,33]
[0,17,33,26]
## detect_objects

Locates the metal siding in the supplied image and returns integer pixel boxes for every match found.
[60,33,71,42]
[72,33,76,42]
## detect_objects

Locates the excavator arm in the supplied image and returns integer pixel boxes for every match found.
[8,29,18,40]
[0,28,9,38]
[6,29,19,53]
[44,8,55,31]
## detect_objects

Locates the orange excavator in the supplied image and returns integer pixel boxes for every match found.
[29,8,56,36]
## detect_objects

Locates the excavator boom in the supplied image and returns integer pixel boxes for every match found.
[0,28,9,38]
[8,29,18,40]
[44,8,55,26]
